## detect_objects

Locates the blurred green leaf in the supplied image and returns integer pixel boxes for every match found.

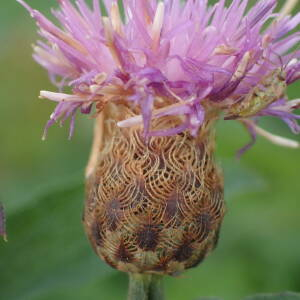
[244,292,300,300]
[0,182,127,300]
[196,292,300,300]
[196,297,223,300]
[221,158,267,200]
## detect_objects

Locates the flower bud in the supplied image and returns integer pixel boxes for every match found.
[83,104,225,275]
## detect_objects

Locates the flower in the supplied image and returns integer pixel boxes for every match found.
[19,0,300,277]
[19,0,300,151]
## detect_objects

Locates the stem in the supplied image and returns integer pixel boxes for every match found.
[128,273,165,300]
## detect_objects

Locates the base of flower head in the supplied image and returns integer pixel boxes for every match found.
[83,103,225,275]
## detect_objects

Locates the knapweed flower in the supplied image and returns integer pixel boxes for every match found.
[19,0,300,276]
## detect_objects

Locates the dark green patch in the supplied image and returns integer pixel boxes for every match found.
[244,292,300,300]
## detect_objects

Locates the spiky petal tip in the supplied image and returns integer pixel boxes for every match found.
[19,0,300,151]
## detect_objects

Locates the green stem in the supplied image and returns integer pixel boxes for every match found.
[127,273,165,300]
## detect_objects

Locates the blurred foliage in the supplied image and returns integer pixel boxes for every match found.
[0,1,300,300]
[244,292,300,300]
[198,292,300,300]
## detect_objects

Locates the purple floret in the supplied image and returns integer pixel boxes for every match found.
[19,0,300,149]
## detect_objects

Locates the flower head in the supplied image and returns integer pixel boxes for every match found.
[19,0,300,148]
[19,0,300,276]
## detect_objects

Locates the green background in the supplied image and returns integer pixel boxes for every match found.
[0,1,300,300]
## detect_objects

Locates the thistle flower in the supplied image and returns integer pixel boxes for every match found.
[18,0,300,144]
[19,0,300,297]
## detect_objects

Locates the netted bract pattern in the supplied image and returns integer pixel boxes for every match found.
[84,105,225,274]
